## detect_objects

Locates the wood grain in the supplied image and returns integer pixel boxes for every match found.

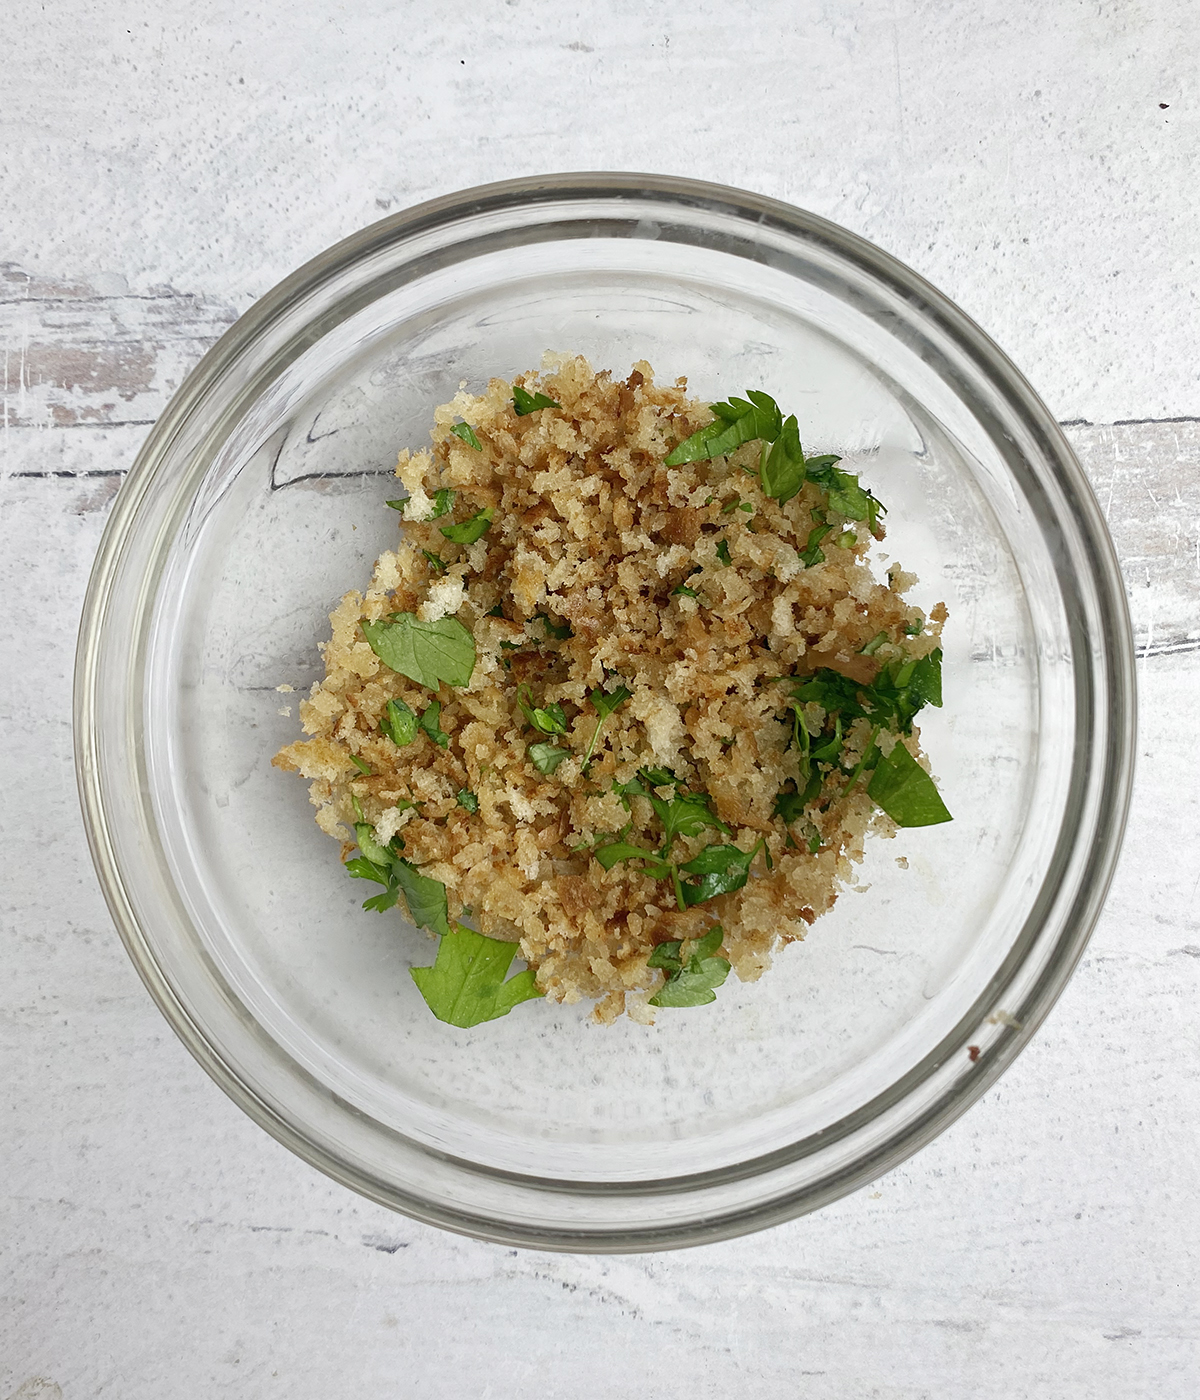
[0,262,235,430]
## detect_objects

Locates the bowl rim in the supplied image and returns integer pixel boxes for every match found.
[74,171,1137,1251]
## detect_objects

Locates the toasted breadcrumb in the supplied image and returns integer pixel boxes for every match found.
[274,357,945,1023]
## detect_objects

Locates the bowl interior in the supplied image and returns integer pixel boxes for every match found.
[148,246,1051,1179]
[80,180,1128,1246]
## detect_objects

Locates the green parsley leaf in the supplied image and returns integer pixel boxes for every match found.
[782,669,870,720]
[516,684,568,736]
[639,766,678,788]
[804,459,884,528]
[512,385,562,415]
[715,538,732,566]
[345,855,393,888]
[679,841,761,906]
[649,926,731,1007]
[361,612,476,689]
[760,414,808,504]
[422,550,447,574]
[455,789,479,813]
[647,939,683,971]
[799,523,831,568]
[663,391,782,466]
[803,455,842,480]
[528,742,569,775]
[389,488,454,516]
[592,839,673,879]
[440,506,494,545]
[811,715,844,764]
[647,787,731,856]
[449,421,483,451]
[720,495,745,515]
[362,887,400,914]
[410,923,542,1028]
[392,858,451,936]
[349,753,372,775]
[827,474,872,521]
[380,697,418,748]
[354,822,392,866]
[867,742,952,826]
[860,630,888,656]
[672,566,703,599]
[582,683,632,768]
[773,784,808,825]
[840,727,882,799]
[866,649,943,733]
[910,648,943,709]
[419,699,450,748]
[347,834,450,934]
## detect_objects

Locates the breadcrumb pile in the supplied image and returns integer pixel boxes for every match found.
[274,355,945,1024]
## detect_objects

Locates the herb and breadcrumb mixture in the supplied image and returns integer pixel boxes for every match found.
[273,355,950,1027]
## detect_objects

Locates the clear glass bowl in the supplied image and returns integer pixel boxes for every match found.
[74,174,1135,1251]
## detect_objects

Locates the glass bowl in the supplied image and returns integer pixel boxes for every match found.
[74,173,1135,1251]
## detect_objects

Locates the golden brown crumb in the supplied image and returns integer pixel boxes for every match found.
[273,356,945,1023]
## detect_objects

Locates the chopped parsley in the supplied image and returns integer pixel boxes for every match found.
[389,488,454,517]
[361,611,476,690]
[346,824,450,936]
[678,840,761,906]
[715,538,732,566]
[517,684,568,736]
[411,923,542,1027]
[455,789,479,813]
[449,421,483,451]
[648,927,732,1008]
[661,388,886,529]
[440,506,494,545]
[528,742,569,775]
[867,742,952,826]
[759,414,807,503]
[770,649,950,825]
[380,698,418,748]
[581,683,632,769]
[348,753,372,775]
[512,385,561,415]
[592,771,756,912]
[664,391,782,465]
[799,523,831,568]
[419,699,450,748]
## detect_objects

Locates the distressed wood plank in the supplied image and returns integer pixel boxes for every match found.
[0,263,236,429]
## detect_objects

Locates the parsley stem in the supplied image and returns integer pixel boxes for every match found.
[841,724,882,800]
[581,720,605,771]
[671,864,686,912]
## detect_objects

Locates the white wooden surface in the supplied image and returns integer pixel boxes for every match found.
[3,4,1198,1396]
